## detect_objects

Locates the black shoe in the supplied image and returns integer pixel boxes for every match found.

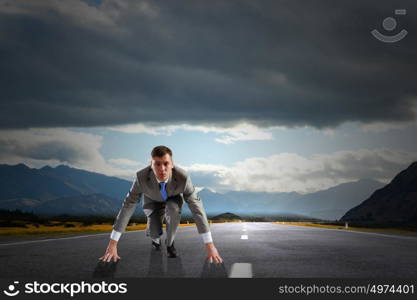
[152,240,161,251]
[166,241,177,258]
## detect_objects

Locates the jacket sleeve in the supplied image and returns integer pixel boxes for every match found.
[112,175,143,233]
[183,175,210,234]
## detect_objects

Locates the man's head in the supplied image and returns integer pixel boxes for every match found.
[150,145,174,182]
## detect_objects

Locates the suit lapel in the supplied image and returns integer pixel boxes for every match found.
[166,168,178,197]
[147,168,163,201]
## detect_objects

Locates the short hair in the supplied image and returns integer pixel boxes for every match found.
[151,145,172,158]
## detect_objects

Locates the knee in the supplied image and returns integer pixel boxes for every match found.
[165,201,181,216]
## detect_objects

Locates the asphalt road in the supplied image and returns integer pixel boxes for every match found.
[1,222,417,279]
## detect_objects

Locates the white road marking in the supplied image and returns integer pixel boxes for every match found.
[272,223,417,240]
[229,263,253,278]
[242,229,247,231]
[241,235,248,239]
[0,229,147,246]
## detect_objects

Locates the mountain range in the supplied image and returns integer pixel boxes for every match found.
[0,164,134,216]
[189,178,384,220]
[0,163,391,221]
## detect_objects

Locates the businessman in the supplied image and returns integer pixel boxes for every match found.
[99,145,223,264]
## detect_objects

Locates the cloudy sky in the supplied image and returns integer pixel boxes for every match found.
[1,0,417,194]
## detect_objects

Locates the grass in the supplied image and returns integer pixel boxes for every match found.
[0,221,196,237]
[273,221,417,236]
[3,219,416,238]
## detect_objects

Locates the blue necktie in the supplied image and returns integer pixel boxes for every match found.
[159,182,168,201]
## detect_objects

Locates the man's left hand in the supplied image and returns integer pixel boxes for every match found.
[205,242,223,263]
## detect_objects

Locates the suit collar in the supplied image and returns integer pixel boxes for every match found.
[146,167,159,195]
[165,169,177,195]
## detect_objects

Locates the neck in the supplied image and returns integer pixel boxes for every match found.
[157,172,170,182]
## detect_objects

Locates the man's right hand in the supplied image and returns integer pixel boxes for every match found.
[99,239,121,262]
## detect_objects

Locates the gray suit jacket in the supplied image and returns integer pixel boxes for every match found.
[112,165,210,234]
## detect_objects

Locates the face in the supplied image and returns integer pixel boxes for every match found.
[151,153,174,181]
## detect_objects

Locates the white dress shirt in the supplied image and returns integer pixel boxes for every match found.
[110,175,212,244]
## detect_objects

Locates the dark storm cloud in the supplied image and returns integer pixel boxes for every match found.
[0,128,102,164]
[1,0,417,129]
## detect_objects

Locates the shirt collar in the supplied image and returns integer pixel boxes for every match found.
[156,178,168,184]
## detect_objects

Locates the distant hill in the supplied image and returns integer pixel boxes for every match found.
[0,164,80,202]
[37,165,131,200]
[181,188,300,216]
[0,164,135,215]
[184,179,384,220]
[211,212,242,220]
[341,161,417,225]
[280,179,385,220]
[0,164,132,202]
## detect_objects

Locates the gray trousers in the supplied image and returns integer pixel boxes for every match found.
[145,194,183,247]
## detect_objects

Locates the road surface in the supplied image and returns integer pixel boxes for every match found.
[1,222,417,279]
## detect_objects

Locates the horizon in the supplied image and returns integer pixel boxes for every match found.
[0,161,393,196]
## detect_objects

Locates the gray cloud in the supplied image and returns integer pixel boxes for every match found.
[1,0,417,129]
[0,128,140,179]
[0,128,101,164]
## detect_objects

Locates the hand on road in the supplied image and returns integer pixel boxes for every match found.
[205,243,223,264]
[99,240,121,262]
